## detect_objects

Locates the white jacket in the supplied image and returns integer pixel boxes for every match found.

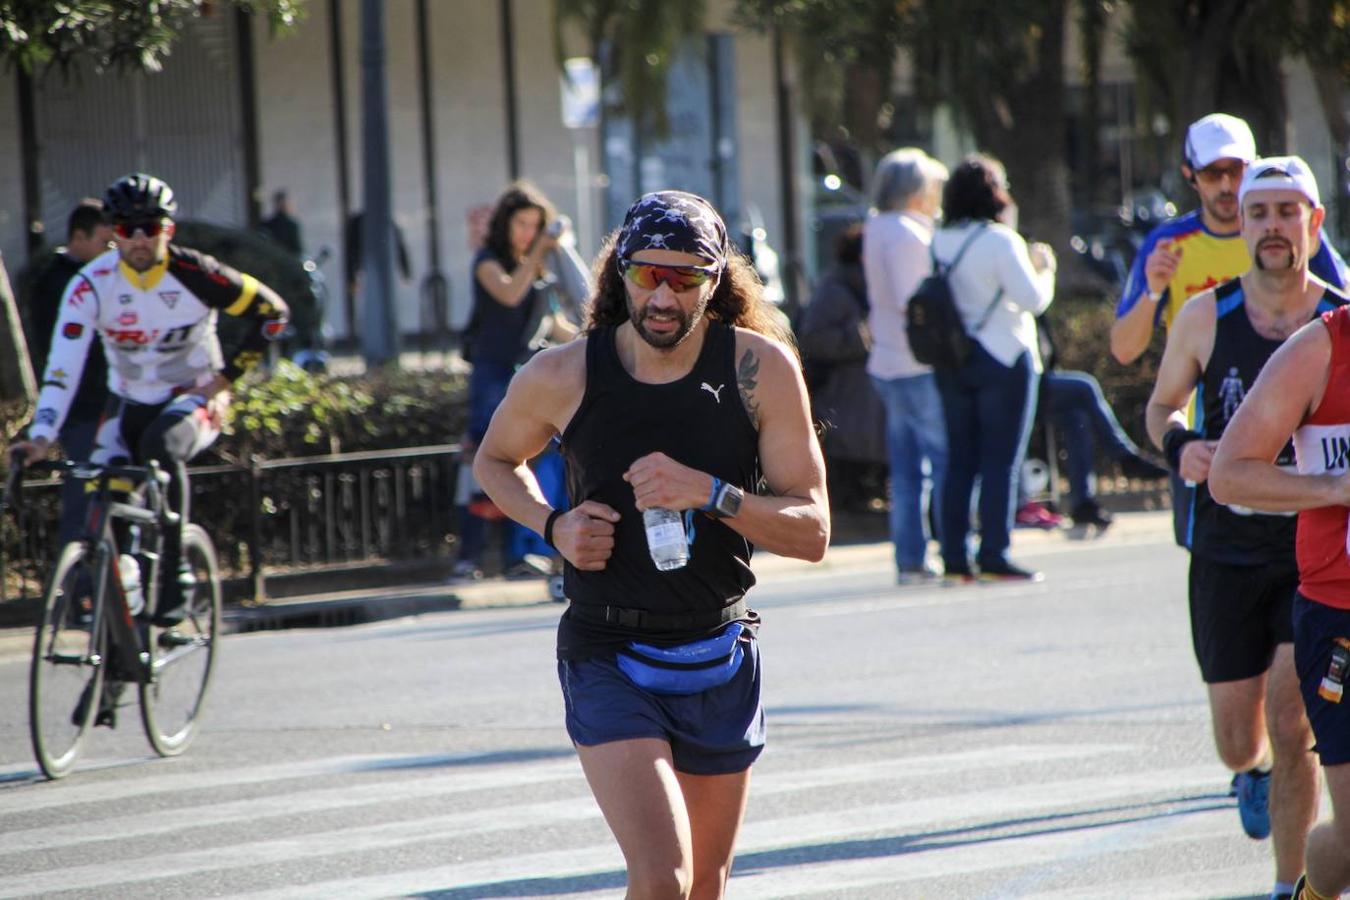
[930,220,1054,372]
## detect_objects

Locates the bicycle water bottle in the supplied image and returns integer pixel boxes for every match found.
[643,508,688,571]
[118,554,144,616]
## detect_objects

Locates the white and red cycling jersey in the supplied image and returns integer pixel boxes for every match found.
[29,245,287,443]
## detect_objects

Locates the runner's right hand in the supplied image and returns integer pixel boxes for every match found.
[1144,240,1182,297]
[553,501,619,571]
[1179,439,1218,484]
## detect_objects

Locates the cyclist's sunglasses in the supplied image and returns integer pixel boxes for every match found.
[619,257,720,293]
[112,219,168,239]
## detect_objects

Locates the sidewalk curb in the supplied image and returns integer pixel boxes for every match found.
[0,510,1173,662]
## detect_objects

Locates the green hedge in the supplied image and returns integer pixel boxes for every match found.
[205,360,468,463]
[0,360,468,465]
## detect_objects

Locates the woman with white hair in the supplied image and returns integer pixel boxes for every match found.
[863,147,950,583]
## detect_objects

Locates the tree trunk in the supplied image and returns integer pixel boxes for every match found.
[0,253,36,421]
[980,1,1073,257]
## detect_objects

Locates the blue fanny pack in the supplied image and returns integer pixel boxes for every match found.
[616,622,747,695]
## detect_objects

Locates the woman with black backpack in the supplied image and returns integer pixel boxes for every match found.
[931,154,1055,583]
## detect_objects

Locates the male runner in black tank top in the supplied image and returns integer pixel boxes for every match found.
[1145,156,1343,898]
[474,191,829,898]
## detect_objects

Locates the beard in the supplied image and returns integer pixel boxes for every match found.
[627,293,709,349]
[1202,192,1239,226]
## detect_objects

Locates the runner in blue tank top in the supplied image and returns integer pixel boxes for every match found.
[474,191,829,898]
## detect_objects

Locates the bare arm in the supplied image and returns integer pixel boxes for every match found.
[1110,297,1159,364]
[1145,293,1215,483]
[474,234,559,309]
[473,342,619,570]
[1210,321,1350,511]
[623,333,830,561]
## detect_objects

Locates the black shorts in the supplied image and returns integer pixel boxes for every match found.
[1292,592,1350,766]
[1188,555,1296,683]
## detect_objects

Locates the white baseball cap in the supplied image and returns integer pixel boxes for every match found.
[1238,155,1321,208]
[1184,113,1257,169]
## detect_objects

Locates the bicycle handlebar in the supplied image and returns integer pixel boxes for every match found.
[1,458,171,515]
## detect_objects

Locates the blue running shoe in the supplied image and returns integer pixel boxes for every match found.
[1234,769,1272,839]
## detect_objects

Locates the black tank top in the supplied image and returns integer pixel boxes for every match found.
[556,321,761,659]
[1190,280,1298,564]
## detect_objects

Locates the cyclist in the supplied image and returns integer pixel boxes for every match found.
[12,172,288,627]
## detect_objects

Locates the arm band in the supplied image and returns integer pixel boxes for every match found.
[1162,428,1203,473]
[543,508,564,551]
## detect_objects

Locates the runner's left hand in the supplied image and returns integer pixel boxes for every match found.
[623,452,713,512]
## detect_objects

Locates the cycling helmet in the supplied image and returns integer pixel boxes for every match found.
[104,173,177,220]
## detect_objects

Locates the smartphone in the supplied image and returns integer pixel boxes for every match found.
[546,219,564,238]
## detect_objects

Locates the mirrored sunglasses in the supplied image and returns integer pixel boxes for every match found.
[113,219,167,239]
[619,258,719,292]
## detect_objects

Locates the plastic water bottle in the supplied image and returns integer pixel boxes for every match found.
[118,554,144,616]
[643,508,689,571]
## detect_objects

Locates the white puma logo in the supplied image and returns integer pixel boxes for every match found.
[700,382,725,403]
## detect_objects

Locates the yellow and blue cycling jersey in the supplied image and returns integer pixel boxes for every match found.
[1115,209,1349,329]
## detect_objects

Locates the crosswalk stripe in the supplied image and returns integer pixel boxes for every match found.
[0,750,575,817]
[228,769,1238,900]
[0,743,1127,855]
[0,762,1231,897]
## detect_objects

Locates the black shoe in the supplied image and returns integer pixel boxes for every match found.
[95,682,124,728]
[151,565,196,627]
[1118,454,1169,481]
[73,680,122,728]
[977,560,1044,582]
[1070,499,1114,529]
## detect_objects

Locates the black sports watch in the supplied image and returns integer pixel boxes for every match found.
[711,481,744,518]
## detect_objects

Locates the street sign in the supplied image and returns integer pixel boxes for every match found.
[560,57,599,130]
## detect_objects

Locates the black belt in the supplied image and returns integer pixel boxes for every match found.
[569,598,747,632]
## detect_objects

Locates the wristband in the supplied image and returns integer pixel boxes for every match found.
[1162,428,1203,473]
[543,508,564,550]
[1146,288,1164,303]
[702,476,722,513]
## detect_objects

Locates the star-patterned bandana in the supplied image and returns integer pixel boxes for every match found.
[615,191,728,268]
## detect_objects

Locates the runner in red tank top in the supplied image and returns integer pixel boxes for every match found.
[1211,157,1350,900]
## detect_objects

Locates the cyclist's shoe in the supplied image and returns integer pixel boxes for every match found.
[73,680,122,728]
[151,565,196,627]
[95,682,124,728]
[1234,768,1272,840]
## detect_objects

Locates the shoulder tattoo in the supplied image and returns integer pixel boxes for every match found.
[737,348,761,429]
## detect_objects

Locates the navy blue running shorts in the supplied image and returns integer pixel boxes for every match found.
[1188,555,1297,683]
[1293,592,1350,766]
[557,638,765,776]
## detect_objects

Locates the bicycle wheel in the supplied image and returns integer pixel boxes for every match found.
[140,524,221,756]
[30,541,107,780]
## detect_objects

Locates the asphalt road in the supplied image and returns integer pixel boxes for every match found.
[0,513,1312,898]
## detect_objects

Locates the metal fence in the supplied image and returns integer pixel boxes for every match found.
[2,444,464,604]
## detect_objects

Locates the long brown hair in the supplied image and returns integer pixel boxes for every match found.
[483,179,556,265]
[585,231,797,355]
